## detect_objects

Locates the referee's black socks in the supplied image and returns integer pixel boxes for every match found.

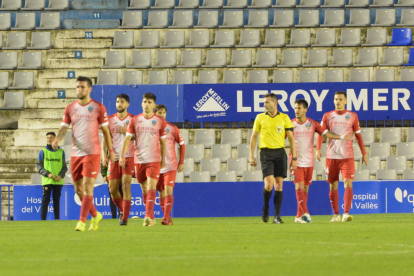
[274,191,283,217]
[263,189,272,208]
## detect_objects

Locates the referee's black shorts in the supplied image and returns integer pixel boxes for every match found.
[260,148,287,179]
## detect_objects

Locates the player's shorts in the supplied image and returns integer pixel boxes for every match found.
[71,154,101,182]
[156,170,177,191]
[325,158,355,183]
[108,157,135,181]
[291,167,313,185]
[260,148,287,179]
[135,162,161,184]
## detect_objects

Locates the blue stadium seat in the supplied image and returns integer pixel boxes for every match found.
[404,48,414,66]
[388,28,412,46]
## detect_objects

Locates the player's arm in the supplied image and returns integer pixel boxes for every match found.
[101,125,115,163]
[315,121,353,141]
[176,129,186,172]
[316,115,328,161]
[101,138,109,166]
[286,130,297,170]
[119,134,132,168]
[52,125,68,150]
[353,115,368,166]
[249,131,259,167]
[160,138,166,169]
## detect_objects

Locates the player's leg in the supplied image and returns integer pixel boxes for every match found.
[120,174,133,225]
[272,149,287,224]
[260,149,275,223]
[272,176,284,224]
[143,176,158,226]
[108,161,123,213]
[157,173,166,214]
[300,167,313,223]
[341,158,355,222]
[326,159,341,222]
[303,184,311,222]
[52,185,63,220]
[161,171,176,225]
[40,185,53,220]
[292,167,306,223]
[140,181,148,205]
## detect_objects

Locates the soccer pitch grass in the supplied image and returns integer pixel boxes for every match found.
[1,214,413,276]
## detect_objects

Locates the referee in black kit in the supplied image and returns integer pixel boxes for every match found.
[249,93,297,224]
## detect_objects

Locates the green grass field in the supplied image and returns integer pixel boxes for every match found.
[1,214,414,276]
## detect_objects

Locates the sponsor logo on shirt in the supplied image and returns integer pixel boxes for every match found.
[88,106,94,113]
[277,126,282,133]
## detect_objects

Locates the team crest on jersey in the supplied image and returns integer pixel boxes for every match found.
[126,120,130,125]
[166,128,170,133]
[345,115,350,121]
[305,123,311,129]
[152,120,157,126]
[277,126,282,133]
[88,106,94,113]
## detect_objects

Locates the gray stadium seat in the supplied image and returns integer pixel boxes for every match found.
[361,156,381,175]
[216,171,237,182]
[224,0,248,8]
[328,49,353,67]
[111,31,134,49]
[0,52,18,69]
[386,156,406,174]
[200,0,223,9]
[254,49,277,67]
[346,0,369,7]
[127,50,151,68]
[179,129,189,145]
[185,145,205,162]
[337,29,361,47]
[298,0,321,7]
[136,30,159,48]
[296,10,320,27]
[403,169,414,179]
[372,9,396,27]
[348,69,370,82]
[261,30,285,47]
[227,158,248,177]
[313,157,326,175]
[236,30,261,48]
[222,70,244,84]
[397,142,414,160]
[18,52,43,69]
[397,9,414,26]
[183,157,196,176]
[249,0,272,8]
[400,69,414,81]
[360,128,375,145]
[123,71,143,85]
[323,69,344,82]
[273,0,296,7]
[221,129,242,147]
[172,70,193,84]
[287,29,311,47]
[200,158,221,176]
[31,173,42,184]
[12,13,35,30]
[247,70,268,83]
[370,142,391,160]
[407,128,414,142]
[161,30,185,48]
[198,70,218,84]
[0,72,9,89]
[37,12,60,29]
[242,171,263,182]
[203,50,227,68]
[347,9,370,27]
[186,30,210,48]
[321,9,345,27]
[119,11,143,29]
[10,72,34,89]
[144,11,168,29]
[273,70,294,83]
[352,143,363,160]
[396,0,414,5]
[170,11,193,29]
[245,10,269,28]
[312,28,336,46]
[175,172,184,183]
[128,0,150,9]
[376,169,397,180]
[196,11,218,28]
[371,0,394,7]
[381,48,404,66]
[176,0,199,9]
[220,11,244,28]
[374,69,395,82]
[153,0,175,9]
[278,49,302,68]
[228,50,252,68]
[148,70,168,84]
[102,51,126,69]
[321,0,345,7]
[211,144,232,162]
[353,170,370,180]
[178,50,202,68]
[45,0,69,10]
[304,49,328,67]
[195,129,216,148]
[190,171,211,183]
[362,28,387,46]
[22,0,44,10]
[354,48,378,66]
[28,32,51,49]
[0,91,24,110]
[3,32,26,49]
[211,30,235,48]
[380,128,401,145]
[270,10,294,28]
[0,13,11,30]
[0,0,21,10]
[237,144,256,159]
[97,71,118,85]
[298,70,319,83]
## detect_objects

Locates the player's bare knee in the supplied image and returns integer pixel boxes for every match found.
[329,183,338,191]
[304,186,309,193]
[344,179,353,188]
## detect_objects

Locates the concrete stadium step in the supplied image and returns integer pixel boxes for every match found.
[20,109,66,119]
[71,0,128,10]
[0,146,46,159]
[56,38,112,49]
[38,69,99,80]
[18,118,63,130]
[0,164,36,174]
[14,131,65,147]
[37,78,98,89]
[26,98,75,109]
[0,130,14,147]
[63,19,120,29]
[47,50,107,59]
[45,59,104,69]
[27,89,76,100]
[0,158,37,164]
[0,179,31,185]
[55,29,117,39]
[0,173,32,180]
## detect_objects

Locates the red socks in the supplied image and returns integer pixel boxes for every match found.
[122,200,131,221]
[145,190,156,219]
[112,197,124,213]
[329,190,340,215]
[296,189,309,217]
[80,195,94,223]
[160,196,165,213]
[143,193,147,206]
[344,188,353,213]
[164,195,174,219]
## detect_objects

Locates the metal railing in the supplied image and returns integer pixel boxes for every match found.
[0,185,13,221]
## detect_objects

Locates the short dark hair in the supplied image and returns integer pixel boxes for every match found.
[46,132,56,137]
[143,92,156,102]
[76,76,92,87]
[155,104,167,113]
[263,93,278,102]
[334,91,347,98]
[116,93,130,103]
[295,99,308,109]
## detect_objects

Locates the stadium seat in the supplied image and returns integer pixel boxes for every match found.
[196,11,218,28]
[27,31,50,50]
[270,10,294,28]
[178,50,202,68]
[273,0,296,7]
[111,31,134,49]
[200,158,221,177]
[374,69,395,82]
[228,50,252,68]
[237,144,255,159]
[397,9,414,26]
[370,142,391,160]
[31,173,42,184]
[348,69,370,82]
[0,72,9,89]
[380,128,401,145]
[298,0,321,7]
[0,13,11,30]
[287,29,311,47]
[372,9,396,27]
[227,158,248,177]
[0,52,18,69]
[352,143,363,160]
[18,52,43,69]
[362,156,381,174]
[242,171,263,182]
[247,70,268,83]
[22,0,44,10]
[37,12,60,30]
[185,145,205,162]
[190,171,211,183]
[153,0,175,9]
[402,169,414,179]
[220,11,244,28]
[254,49,277,67]
[298,69,319,83]
[123,71,143,85]
[172,70,193,84]
[203,50,227,68]
[161,30,185,48]
[312,28,336,47]
[136,30,159,48]
[249,0,272,8]
[337,28,361,47]
[323,69,344,82]
[346,0,369,7]
[245,10,269,28]
[371,0,394,7]
[97,71,118,85]
[221,129,242,147]
[211,30,235,48]
[354,48,378,67]
[0,0,21,10]
[236,30,261,48]
[404,48,414,66]
[222,70,244,84]
[102,51,126,69]
[119,11,143,29]
[261,30,286,47]
[278,49,302,68]
[3,32,26,49]
[45,0,69,10]
[396,0,414,5]
[148,70,168,84]
[175,172,184,183]
[0,91,24,109]
[347,9,370,27]
[304,49,328,67]
[224,0,247,8]
[198,70,218,84]
[322,0,345,7]
[12,13,36,30]
[211,144,232,162]
[321,9,345,27]
[388,28,412,46]
[296,10,320,27]
[362,28,387,46]
[273,70,294,83]
[170,11,193,29]
[195,129,216,148]
[144,11,168,29]
[127,50,151,68]
[186,30,210,48]
[386,156,407,174]
[396,142,414,160]
[360,128,375,145]
[353,170,370,180]
[313,157,326,175]
[407,128,414,142]
[216,171,237,182]
[10,72,34,89]
[200,0,223,8]
[179,129,189,145]
[176,0,199,9]
[328,49,353,67]
[128,0,150,9]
